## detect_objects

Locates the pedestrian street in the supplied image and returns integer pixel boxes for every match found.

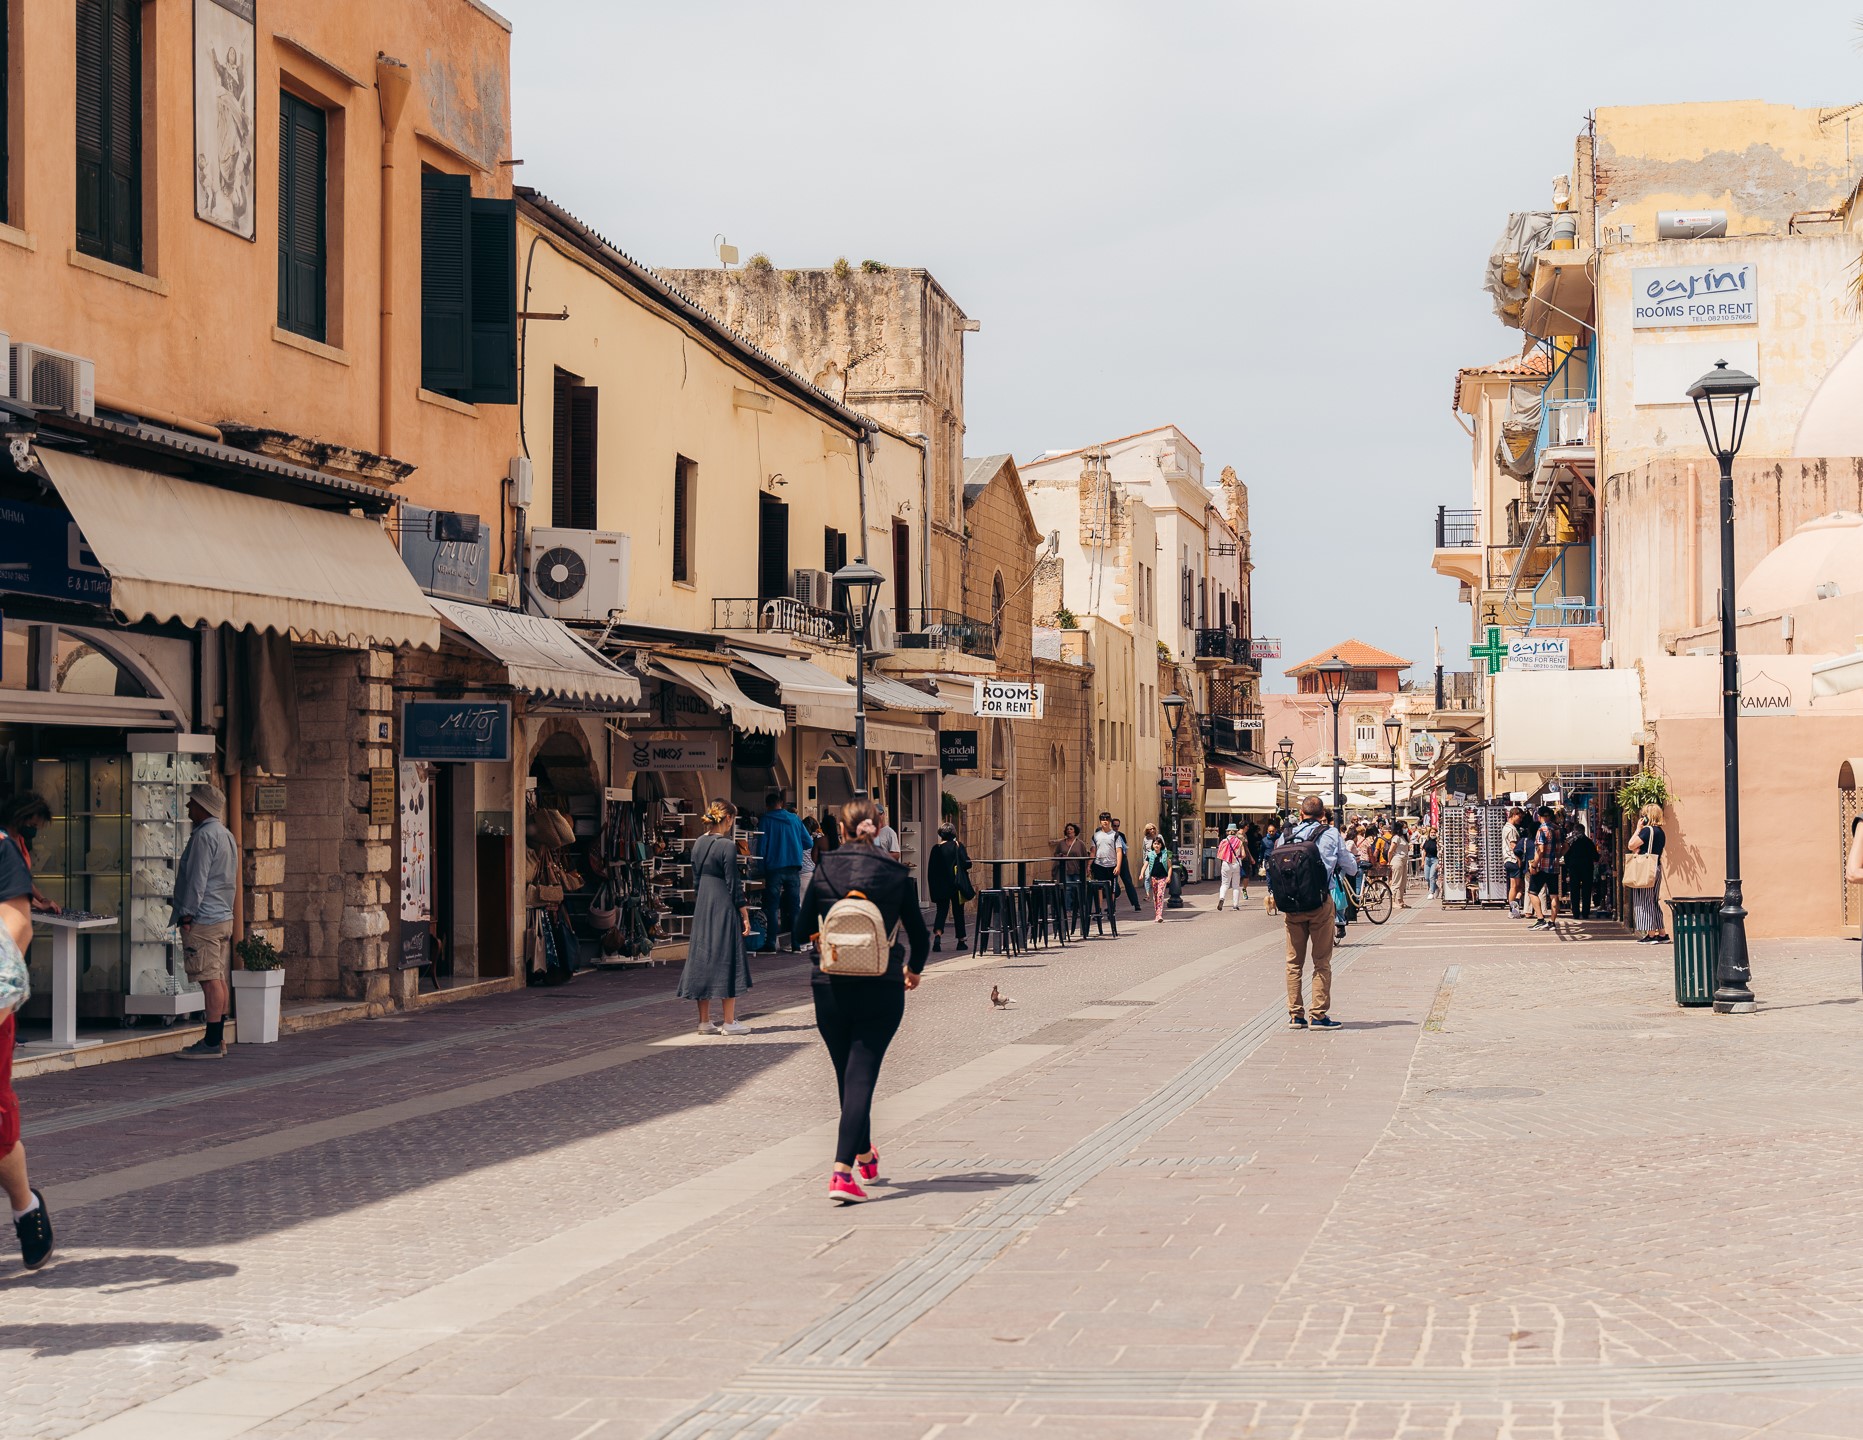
[10,895,1863,1440]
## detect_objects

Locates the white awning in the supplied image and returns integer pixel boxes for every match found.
[652,656,783,735]
[863,675,952,714]
[940,775,1005,804]
[37,450,440,648]
[730,650,856,729]
[431,598,639,706]
[1205,773,1281,813]
[867,720,937,758]
[1492,669,1643,772]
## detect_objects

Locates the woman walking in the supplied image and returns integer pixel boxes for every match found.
[796,799,930,1203]
[927,821,972,952]
[1421,826,1439,898]
[675,800,753,1035]
[1239,821,1260,901]
[1626,802,1668,943]
[1140,833,1172,922]
[0,792,55,1269]
[1216,825,1246,910]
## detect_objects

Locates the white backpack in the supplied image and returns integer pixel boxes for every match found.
[817,888,891,976]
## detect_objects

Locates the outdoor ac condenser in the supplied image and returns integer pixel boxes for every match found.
[528,528,630,622]
[10,343,96,417]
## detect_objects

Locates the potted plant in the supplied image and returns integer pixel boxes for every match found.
[230,935,285,1044]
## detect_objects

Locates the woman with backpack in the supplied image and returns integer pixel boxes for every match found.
[794,797,931,1204]
[674,800,753,1036]
[1140,834,1172,922]
[927,821,972,952]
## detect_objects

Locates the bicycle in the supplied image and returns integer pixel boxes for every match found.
[1346,865,1393,925]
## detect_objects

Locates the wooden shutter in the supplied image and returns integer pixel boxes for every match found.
[892,520,911,629]
[462,198,517,403]
[673,461,692,583]
[420,173,473,392]
[74,0,107,258]
[550,368,575,526]
[757,495,790,601]
[276,93,326,341]
[1,6,9,227]
[566,384,599,529]
[102,0,138,268]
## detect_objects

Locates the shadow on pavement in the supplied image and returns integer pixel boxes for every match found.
[0,1322,222,1356]
[874,1172,1038,1197]
[1334,1020,1419,1031]
[0,1254,238,1293]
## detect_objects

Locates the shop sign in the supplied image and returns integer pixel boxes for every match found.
[253,784,288,813]
[976,679,1043,719]
[398,760,434,973]
[1234,714,1265,732]
[402,700,512,762]
[0,498,112,605]
[940,729,979,774]
[397,503,489,602]
[1507,636,1569,671]
[1247,638,1281,659]
[368,767,395,825]
[1631,262,1757,329]
[1409,731,1441,766]
[733,729,778,768]
[1163,765,1196,798]
[628,736,720,771]
[1445,761,1481,799]
[1737,668,1795,717]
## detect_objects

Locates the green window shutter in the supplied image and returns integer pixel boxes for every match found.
[420,172,472,392]
[74,0,106,257]
[75,0,141,270]
[551,367,575,525]
[1,6,10,227]
[461,198,517,404]
[566,383,599,529]
[276,92,326,341]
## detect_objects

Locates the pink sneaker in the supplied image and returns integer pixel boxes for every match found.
[828,1172,869,1205]
[857,1149,881,1183]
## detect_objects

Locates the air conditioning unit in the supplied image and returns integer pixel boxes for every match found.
[867,606,897,654]
[528,527,629,622]
[791,568,835,608]
[10,343,96,417]
[0,333,9,397]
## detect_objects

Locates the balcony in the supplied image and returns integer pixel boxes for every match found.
[1433,669,1483,713]
[1431,507,1484,588]
[1202,712,1263,762]
[713,597,850,647]
[895,608,996,661]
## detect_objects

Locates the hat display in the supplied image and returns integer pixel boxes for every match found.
[189,783,227,820]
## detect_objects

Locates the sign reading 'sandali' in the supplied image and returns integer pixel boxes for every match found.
[1632,262,1757,329]
[976,679,1044,719]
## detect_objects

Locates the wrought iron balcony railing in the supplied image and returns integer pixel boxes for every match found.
[895,608,996,661]
[1202,713,1263,760]
[1435,507,1480,548]
[712,597,850,646]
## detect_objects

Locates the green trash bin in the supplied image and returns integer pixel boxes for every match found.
[1668,897,1721,1007]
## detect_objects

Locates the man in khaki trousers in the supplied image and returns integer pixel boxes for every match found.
[1279,798,1352,1031]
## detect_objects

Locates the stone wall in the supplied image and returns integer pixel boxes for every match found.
[1016,659,1094,858]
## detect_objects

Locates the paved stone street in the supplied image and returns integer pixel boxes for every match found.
[10,892,1863,1439]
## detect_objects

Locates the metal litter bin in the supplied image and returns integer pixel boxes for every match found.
[1668,897,1721,1008]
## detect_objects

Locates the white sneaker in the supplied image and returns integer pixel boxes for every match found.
[697,1021,721,1035]
[719,1021,751,1036]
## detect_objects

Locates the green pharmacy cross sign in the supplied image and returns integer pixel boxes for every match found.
[1470,626,1507,675]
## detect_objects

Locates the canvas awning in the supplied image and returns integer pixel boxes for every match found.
[867,720,938,758]
[651,656,783,735]
[37,450,440,648]
[940,775,1005,804]
[1205,772,1282,813]
[430,598,639,706]
[1492,669,1643,772]
[730,650,856,729]
[862,675,952,714]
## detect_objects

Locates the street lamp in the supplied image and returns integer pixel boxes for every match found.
[1317,657,1348,821]
[1383,714,1403,825]
[1161,692,1188,905]
[833,558,886,800]
[1687,358,1761,1015]
[1276,735,1297,823]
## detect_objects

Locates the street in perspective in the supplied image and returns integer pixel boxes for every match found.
[11,3,1863,1438]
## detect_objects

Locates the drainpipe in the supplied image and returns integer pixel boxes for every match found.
[375,55,413,460]
[909,431,931,621]
[854,424,873,562]
[1686,461,1702,627]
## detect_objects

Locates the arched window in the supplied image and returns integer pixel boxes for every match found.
[992,571,1006,647]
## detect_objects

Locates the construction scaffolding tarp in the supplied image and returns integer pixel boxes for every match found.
[1485,211,1555,326]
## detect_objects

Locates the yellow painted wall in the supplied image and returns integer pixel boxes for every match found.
[0,0,517,518]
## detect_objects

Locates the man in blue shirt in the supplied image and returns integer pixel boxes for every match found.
[758,789,812,954]
[173,784,240,1060]
[1279,797,1356,1030]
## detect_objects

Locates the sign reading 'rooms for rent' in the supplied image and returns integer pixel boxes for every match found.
[975,680,1045,719]
[1631,262,1757,329]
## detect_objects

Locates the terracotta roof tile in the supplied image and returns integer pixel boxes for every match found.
[1284,638,1414,674]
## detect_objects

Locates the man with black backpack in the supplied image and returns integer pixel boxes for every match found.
[1266,796,1350,1031]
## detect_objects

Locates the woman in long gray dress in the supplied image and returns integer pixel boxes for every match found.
[676,800,753,1035]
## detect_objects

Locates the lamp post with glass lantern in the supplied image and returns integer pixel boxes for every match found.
[832,558,886,801]
[1383,714,1403,825]
[1687,359,1761,1014]
[1317,657,1348,821]
[1161,692,1187,903]
[1276,735,1297,823]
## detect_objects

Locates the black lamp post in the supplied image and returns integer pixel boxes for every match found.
[1276,735,1296,822]
[1161,691,1187,903]
[1383,714,1403,825]
[1687,358,1760,1015]
[1317,657,1348,821]
[833,558,886,801]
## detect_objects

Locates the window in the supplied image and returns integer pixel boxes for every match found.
[1347,669,1379,691]
[1098,717,1107,755]
[75,0,142,270]
[550,368,598,529]
[420,172,517,402]
[1,4,10,226]
[1354,718,1378,757]
[672,457,697,583]
[1197,576,1207,628]
[277,92,327,341]
[992,571,1005,647]
[1180,567,1194,627]
[891,519,911,630]
[823,526,848,610]
[758,493,790,601]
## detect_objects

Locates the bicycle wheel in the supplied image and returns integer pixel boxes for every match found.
[1361,879,1393,924]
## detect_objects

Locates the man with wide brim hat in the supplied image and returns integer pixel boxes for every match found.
[173,783,239,1059]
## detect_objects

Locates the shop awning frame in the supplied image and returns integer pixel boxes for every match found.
[651,656,783,735]
[36,450,441,649]
[729,649,857,729]
[940,775,1005,805]
[862,675,952,714]
[431,597,640,706]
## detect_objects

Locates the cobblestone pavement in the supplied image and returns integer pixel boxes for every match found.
[10,894,1863,1439]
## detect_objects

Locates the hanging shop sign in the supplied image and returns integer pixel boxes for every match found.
[1234,713,1265,732]
[939,729,979,774]
[397,503,490,602]
[0,498,112,605]
[402,700,512,762]
[1246,638,1281,659]
[976,679,1044,719]
[1631,262,1757,329]
[1409,731,1442,766]
[733,729,778,768]
[1507,636,1569,672]
[627,736,721,771]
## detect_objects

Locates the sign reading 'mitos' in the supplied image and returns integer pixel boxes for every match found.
[976,680,1044,719]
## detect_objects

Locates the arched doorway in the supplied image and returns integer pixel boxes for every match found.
[525,723,603,972]
[1840,758,1863,931]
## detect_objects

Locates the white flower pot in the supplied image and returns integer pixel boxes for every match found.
[230,968,285,1043]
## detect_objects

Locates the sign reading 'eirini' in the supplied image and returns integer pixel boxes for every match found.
[1631,263,1757,329]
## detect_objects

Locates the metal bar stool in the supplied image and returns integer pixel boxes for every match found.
[976,888,1020,955]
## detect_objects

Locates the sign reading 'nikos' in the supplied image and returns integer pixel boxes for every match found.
[1631,262,1757,329]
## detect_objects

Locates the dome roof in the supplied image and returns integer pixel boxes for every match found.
[1738,511,1863,614]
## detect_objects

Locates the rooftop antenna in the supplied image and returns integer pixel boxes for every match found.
[713,233,738,268]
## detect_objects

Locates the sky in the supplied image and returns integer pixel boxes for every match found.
[499,0,1863,690]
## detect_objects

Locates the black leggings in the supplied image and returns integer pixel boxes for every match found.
[812,977,907,1167]
[933,895,967,941]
